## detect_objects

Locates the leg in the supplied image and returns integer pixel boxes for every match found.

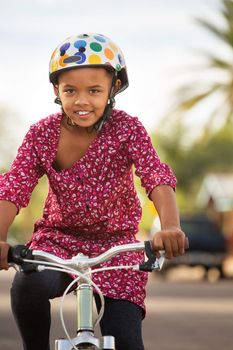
[10,270,73,350]
[95,296,145,350]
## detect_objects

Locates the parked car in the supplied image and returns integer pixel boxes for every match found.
[150,213,227,278]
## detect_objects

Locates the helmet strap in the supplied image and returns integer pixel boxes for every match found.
[54,95,62,105]
[94,72,117,132]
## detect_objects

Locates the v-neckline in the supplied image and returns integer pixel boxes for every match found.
[51,113,104,174]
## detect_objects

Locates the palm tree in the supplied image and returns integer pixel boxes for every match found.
[173,0,233,128]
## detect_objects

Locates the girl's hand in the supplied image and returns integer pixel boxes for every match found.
[0,241,10,270]
[152,227,187,259]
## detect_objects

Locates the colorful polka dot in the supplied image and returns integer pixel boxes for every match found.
[118,54,125,66]
[59,54,69,67]
[51,60,58,72]
[104,48,114,60]
[74,52,86,64]
[109,41,118,52]
[60,42,70,56]
[94,35,106,43]
[78,34,89,38]
[90,42,102,52]
[64,55,82,64]
[116,64,122,71]
[51,48,58,59]
[88,54,102,64]
[74,40,87,49]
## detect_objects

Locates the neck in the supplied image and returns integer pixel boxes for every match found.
[62,114,97,135]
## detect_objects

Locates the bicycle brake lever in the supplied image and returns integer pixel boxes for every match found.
[139,241,163,272]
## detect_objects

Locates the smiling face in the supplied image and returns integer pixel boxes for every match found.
[54,67,120,128]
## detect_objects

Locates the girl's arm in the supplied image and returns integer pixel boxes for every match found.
[0,200,18,269]
[150,185,186,259]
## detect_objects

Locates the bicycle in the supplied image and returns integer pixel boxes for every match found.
[8,240,165,350]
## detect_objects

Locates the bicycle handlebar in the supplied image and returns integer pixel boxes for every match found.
[7,241,165,272]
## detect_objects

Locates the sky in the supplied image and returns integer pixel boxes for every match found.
[0,0,223,144]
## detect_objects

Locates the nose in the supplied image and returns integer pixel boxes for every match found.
[74,92,89,106]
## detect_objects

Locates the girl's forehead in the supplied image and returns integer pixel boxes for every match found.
[58,67,111,85]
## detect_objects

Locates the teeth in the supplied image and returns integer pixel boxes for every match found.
[77,111,89,115]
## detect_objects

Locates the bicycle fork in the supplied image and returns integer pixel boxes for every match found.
[55,283,115,350]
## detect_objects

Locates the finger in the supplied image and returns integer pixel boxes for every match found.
[152,235,164,258]
[163,239,173,259]
[177,234,186,255]
[152,235,164,251]
[170,238,179,257]
[0,244,9,270]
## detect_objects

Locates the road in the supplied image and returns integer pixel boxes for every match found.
[0,268,233,350]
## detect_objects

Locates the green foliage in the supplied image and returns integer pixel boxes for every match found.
[173,0,233,127]
[149,122,233,214]
[153,0,233,215]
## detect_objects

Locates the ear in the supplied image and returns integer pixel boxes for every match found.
[53,84,59,96]
[53,85,62,105]
[114,79,121,94]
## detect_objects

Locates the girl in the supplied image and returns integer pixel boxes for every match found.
[0,33,186,350]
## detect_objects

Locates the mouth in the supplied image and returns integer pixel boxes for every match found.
[74,110,92,119]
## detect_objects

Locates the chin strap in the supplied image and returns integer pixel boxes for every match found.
[93,96,115,132]
[54,96,62,105]
[93,72,118,132]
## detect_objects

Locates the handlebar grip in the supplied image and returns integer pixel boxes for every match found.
[8,245,33,265]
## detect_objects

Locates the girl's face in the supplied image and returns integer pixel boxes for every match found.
[54,67,120,128]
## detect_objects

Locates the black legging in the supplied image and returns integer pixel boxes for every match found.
[10,270,145,350]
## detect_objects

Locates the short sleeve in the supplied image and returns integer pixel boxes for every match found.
[127,118,177,196]
[0,126,45,211]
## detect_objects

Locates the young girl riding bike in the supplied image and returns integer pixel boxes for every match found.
[0,33,186,350]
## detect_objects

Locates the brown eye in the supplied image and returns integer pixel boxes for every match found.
[64,89,74,94]
[90,89,98,93]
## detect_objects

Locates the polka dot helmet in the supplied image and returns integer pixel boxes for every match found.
[49,33,129,94]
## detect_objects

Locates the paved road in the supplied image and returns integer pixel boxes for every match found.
[1,268,233,350]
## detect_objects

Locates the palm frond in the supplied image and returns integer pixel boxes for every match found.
[199,52,233,71]
[176,85,220,111]
[170,0,233,129]
[222,0,233,28]
[195,18,233,48]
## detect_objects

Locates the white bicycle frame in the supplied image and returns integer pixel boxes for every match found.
[9,241,165,350]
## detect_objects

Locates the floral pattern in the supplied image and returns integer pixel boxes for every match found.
[0,109,176,314]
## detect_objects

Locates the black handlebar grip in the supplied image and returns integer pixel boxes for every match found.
[7,245,32,265]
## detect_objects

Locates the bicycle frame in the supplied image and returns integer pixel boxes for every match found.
[8,241,165,350]
[56,283,115,350]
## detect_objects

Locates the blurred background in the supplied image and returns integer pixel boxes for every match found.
[1,0,233,349]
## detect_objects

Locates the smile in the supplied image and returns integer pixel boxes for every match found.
[75,111,91,116]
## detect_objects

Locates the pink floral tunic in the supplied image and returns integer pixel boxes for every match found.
[0,109,176,314]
